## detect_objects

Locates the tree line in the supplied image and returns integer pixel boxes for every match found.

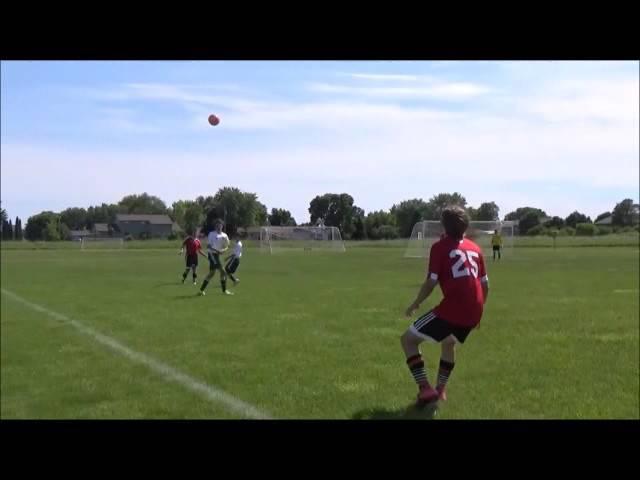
[1,192,637,242]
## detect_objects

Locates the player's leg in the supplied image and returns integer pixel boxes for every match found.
[182,267,190,283]
[400,311,447,404]
[182,255,192,283]
[191,265,198,284]
[219,264,233,294]
[225,258,239,284]
[199,254,217,294]
[436,335,456,401]
[436,326,472,400]
[498,246,501,260]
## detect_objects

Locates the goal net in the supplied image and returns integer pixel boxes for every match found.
[80,237,125,250]
[259,226,346,253]
[404,220,515,258]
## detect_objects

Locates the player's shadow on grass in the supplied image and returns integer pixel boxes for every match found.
[170,293,201,300]
[352,404,437,420]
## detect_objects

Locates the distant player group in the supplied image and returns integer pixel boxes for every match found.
[178,219,242,296]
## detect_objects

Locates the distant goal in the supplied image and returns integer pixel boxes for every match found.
[80,237,125,250]
[404,220,515,258]
[259,226,345,253]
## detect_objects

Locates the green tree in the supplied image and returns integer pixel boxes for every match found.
[365,210,396,239]
[425,192,467,219]
[203,187,266,236]
[564,211,591,228]
[15,217,23,240]
[308,193,359,237]
[183,202,204,235]
[474,202,500,221]
[544,216,565,229]
[25,211,67,241]
[519,211,542,235]
[504,207,547,222]
[118,193,168,215]
[269,208,297,226]
[60,207,88,230]
[390,199,430,238]
[612,199,638,226]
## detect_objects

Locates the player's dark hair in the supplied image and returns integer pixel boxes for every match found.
[215,219,224,227]
[441,205,469,240]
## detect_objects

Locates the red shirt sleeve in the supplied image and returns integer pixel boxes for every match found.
[427,242,442,281]
[478,251,487,280]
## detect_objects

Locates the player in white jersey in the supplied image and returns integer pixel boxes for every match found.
[224,236,243,286]
[199,220,233,296]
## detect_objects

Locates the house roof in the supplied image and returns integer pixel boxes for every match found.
[115,214,173,225]
[93,223,110,232]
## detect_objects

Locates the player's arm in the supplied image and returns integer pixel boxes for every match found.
[405,275,438,317]
[479,254,489,303]
[179,238,187,255]
[198,245,207,258]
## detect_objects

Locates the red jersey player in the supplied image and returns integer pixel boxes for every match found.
[401,206,489,407]
[179,230,207,285]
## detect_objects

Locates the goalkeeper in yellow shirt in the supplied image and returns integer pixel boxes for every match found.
[491,229,503,261]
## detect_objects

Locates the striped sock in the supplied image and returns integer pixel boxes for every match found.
[406,354,429,388]
[437,359,455,389]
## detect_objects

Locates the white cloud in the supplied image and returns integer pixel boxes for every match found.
[307,82,491,100]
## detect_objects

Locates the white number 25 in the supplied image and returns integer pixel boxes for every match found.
[449,249,479,279]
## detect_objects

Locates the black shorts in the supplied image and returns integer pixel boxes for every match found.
[492,245,501,252]
[409,310,473,344]
[208,252,223,270]
[186,254,198,268]
[225,257,240,273]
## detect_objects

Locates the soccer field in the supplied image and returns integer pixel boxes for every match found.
[1,243,638,419]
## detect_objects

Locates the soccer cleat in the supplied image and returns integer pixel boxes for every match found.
[223,290,234,295]
[436,385,447,402]
[199,290,206,296]
[416,385,439,407]
[233,278,240,286]
[193,281,198,285]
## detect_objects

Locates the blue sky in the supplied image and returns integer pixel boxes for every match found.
[1,61,638,224]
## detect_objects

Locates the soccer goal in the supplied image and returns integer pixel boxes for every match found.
[404,220,515,258]
[80,237,125,250]
[259,226,346,253]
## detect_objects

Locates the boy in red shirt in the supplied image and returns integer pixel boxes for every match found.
[179,231,207,285]
[401,206,489,406]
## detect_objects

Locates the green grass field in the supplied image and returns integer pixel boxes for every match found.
[1,242,638,419]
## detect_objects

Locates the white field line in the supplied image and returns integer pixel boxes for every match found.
[1,288,272,420]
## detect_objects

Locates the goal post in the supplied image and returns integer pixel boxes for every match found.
[80,237,125,250]
[259,226,346,253]
[404,220,515,258]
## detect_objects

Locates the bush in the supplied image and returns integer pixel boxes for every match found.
[557,227,575,236]
[370,225,399,240]
[167,232,178,241]
[596,226,612,235]
[526,225,548,236]
[575,223,598,236]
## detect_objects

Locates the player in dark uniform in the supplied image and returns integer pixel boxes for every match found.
[179,231,207,285]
